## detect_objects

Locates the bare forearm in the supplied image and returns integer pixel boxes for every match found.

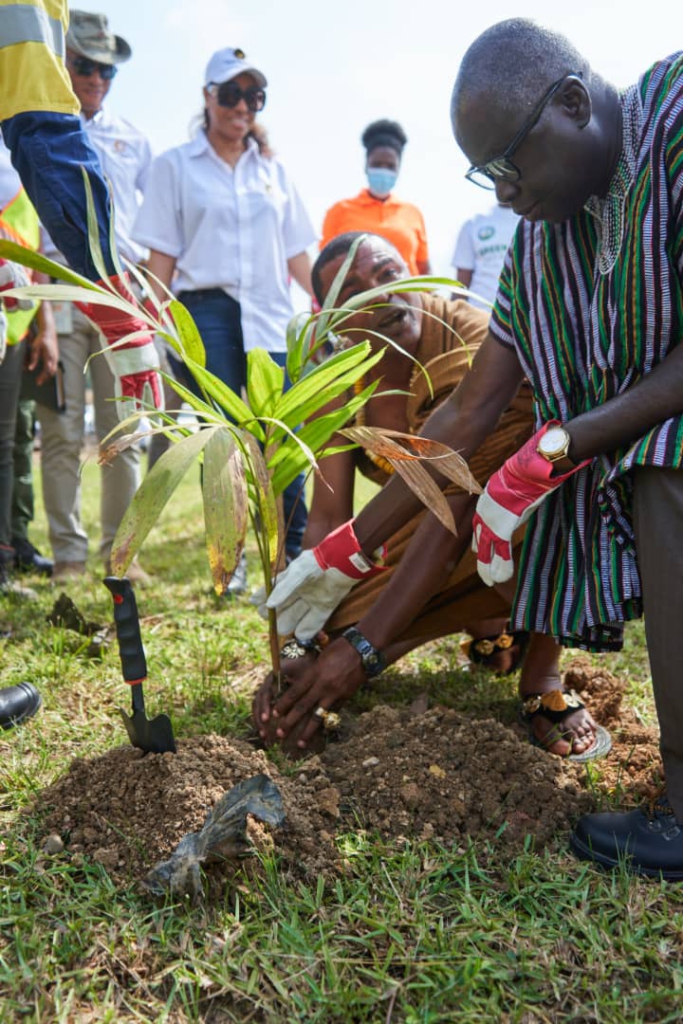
[304,449,354,548]
[302,513,346,549]
[355,335,524,556]
[145,250,177,302]
[567,343,683,462]
[287,252,314,298]
[358,493,477,651]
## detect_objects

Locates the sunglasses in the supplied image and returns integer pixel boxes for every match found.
[208,81,266,112]
[68,55,118,80]
[465,73,583,190]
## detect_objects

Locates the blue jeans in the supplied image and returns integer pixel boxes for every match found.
[2,112,116,280]
[173,289,307,559]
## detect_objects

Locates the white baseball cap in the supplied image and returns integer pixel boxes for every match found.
[204,47,267,89]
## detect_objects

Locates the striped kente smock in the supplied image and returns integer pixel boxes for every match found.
[489,53,683,652]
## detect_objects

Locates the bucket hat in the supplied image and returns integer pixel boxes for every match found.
[66,9,132,65]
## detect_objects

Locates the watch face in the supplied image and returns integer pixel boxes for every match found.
[539,426,569,457]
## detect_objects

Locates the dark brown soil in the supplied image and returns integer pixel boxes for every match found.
[322,706,590,850]
[564,657,663,802]
[37,735,340,885]
[32,658,663,888]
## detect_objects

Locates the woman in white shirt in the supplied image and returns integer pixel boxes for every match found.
[133,47,316,588]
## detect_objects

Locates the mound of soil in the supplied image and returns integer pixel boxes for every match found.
[564,657,663,802]
[322,706,591,850]
[32,658,663,890]
[36,735,340,885]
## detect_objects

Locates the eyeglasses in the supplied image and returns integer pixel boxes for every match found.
[68,55,118,80]
[465,73,582,190]
[208,81,266,112]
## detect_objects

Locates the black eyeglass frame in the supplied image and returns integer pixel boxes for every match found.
[67,54,118,80]
[464,72,583,190]
[207,81,267,113]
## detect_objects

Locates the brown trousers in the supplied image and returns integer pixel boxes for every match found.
[633,466,683,819]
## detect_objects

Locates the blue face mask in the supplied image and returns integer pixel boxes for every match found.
[366,167,397,197]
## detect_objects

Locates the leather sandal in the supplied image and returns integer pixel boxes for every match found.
[520,688,612,762]
[460,627,529,675]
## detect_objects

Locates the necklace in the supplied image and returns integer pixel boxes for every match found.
[584,84,644,276]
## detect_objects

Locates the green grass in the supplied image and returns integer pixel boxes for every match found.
[1,456,682,1023]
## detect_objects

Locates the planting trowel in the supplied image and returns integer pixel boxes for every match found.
[103,576,176,754]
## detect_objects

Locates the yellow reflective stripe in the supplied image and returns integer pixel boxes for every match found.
[0,3,64,54]
[1,185,40,344]
[0,189,40,250]
[6,301,38,345]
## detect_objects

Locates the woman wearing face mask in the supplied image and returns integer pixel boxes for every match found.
[133,47,316,591]
[320,120,431,275]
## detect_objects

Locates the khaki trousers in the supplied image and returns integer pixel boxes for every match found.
[633,466,683,819]
[39,307,140,563]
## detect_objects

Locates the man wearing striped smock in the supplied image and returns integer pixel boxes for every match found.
[265,21,683,878]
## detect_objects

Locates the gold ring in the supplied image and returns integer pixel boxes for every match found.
[314,706,327,719]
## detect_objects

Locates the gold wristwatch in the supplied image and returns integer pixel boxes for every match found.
[536,424,572,463]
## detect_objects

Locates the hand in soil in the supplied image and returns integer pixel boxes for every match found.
[253,653,326,757]
[253,651,318,737]
[272,637,367,749]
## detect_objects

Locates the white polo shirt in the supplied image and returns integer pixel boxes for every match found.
[44,107,152,265]
[452,204,520,309]
[132,132,316,353]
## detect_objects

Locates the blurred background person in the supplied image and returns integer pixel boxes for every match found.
[0,137,57,595]
[321,119,431,276]
[39,10,153,584]
[12,342,56,579]
[451,201,519,309]
[133,46,316,596]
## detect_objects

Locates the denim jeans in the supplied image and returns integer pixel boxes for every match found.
[173,289,307,559]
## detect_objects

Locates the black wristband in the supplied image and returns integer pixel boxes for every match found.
[341,626,386,678]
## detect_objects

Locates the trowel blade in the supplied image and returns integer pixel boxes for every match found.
[118,707,176,754]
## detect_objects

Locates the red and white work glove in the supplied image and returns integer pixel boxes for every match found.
[75,273,163,422]
[472,421,588,586]
[263,520,387,640]
[0,258,34,364]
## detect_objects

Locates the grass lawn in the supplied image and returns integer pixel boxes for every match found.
[1,454,683,1023]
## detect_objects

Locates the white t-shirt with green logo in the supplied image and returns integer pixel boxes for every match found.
[451,204,519,309]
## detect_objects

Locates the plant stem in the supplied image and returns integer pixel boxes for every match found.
[268,608,282,694]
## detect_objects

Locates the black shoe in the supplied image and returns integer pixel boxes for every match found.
[0,682,42,730]
[223,553,247,599]
[570,796,683,880]
[12,537,54,577]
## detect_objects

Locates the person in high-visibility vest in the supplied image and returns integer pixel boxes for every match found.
[0,145,55,729]
[0,144,57,577]
[0,1,161,419]
[0,3,158,730]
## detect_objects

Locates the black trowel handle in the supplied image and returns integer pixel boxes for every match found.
[103,576,147,682]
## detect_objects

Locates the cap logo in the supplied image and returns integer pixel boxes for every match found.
[234,48,245,58]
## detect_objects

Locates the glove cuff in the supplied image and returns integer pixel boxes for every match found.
[314,520,387,580]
